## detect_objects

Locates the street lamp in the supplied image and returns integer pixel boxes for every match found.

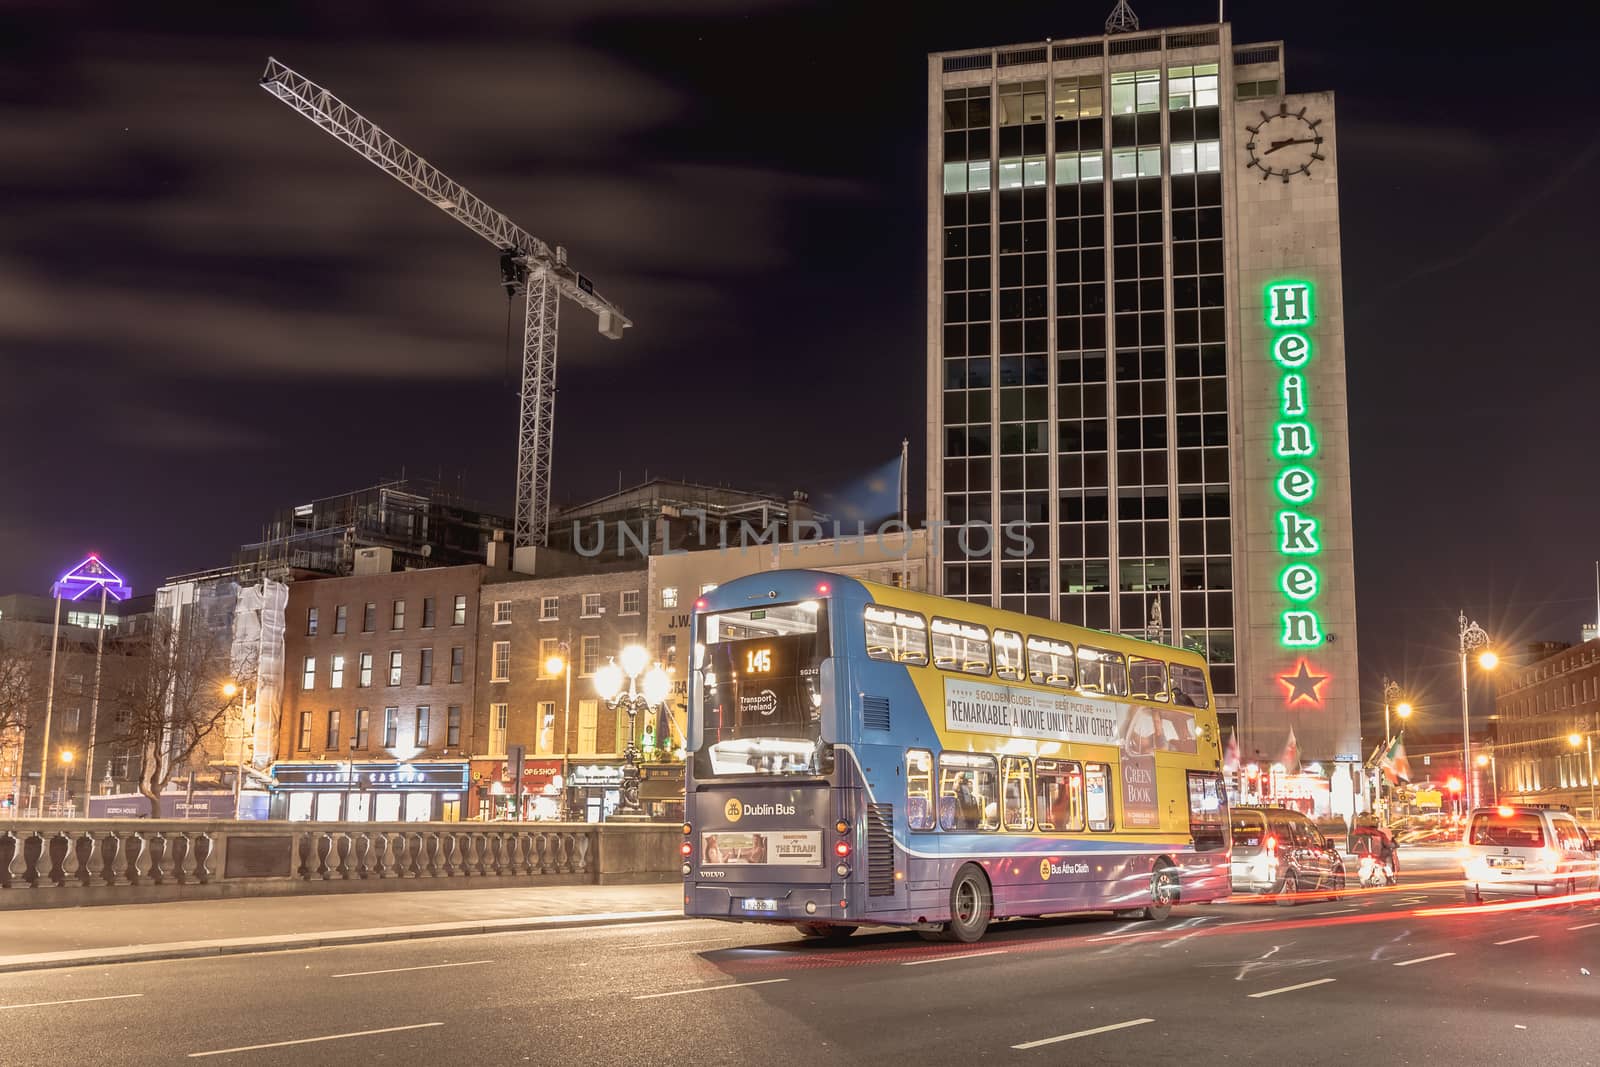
[1475,751,1499,806]
[222,679,254,819]
[58,750,74,816]
[1569,732,1595,819]
[594,644,670,818]
[545,643,575,820]
[1457,611,1497,810]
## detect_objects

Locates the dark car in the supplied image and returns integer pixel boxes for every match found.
[1229,806,1345,903]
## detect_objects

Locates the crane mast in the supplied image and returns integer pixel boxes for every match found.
[259,58,630,548]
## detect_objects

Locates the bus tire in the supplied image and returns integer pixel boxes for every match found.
[794,922,857,944]
[1137,860,1179,922]
[938,864,993,943]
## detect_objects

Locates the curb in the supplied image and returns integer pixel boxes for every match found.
[0,908,686,975]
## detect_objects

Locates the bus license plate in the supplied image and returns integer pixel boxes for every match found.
[741,897,778,913]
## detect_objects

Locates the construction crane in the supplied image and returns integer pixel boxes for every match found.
[259,58,631,548]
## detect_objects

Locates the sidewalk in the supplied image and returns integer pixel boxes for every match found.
[0,883,685,974]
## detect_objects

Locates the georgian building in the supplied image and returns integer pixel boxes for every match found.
[1493,638,1600,820]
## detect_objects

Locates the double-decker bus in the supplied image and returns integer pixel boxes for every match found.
[681,569,1231,943]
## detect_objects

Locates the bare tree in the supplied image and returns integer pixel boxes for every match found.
[0,627,42,802]
[112,616,236,818]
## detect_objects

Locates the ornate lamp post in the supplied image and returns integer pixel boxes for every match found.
[1457,611,1497,812]
[594,644,670,819]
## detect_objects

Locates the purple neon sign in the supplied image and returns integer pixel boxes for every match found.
[53,554,131,601]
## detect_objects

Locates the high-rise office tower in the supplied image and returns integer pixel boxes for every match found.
[927,12,1359,769]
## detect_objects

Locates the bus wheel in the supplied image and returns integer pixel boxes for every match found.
[1138,865,1179,922]
[939,864,993,943]
[794,922,857,944]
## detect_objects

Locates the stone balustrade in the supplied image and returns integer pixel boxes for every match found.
[0,819,678,909]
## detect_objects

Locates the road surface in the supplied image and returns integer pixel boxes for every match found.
[2,867,1595,1064]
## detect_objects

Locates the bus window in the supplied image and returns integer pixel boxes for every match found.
[1169,663,1209,708]
[1128,656,1168,701]
[993,629,1025,682]
[1084,762,1114,831]
[864,605,929,666]
[1035,759,1084,832]
[931,617,992,676]
[1026,635,1075,688]
[695,600,830,778]
[907,749,935,830]
[1187,771,1226,852]
[1077,646,1127,696]
[938,753,999,831]
[1001,755,1032,830]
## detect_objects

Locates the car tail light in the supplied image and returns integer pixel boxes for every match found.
[835,841,851,858]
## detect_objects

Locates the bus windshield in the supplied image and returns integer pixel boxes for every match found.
[693,600,830,777]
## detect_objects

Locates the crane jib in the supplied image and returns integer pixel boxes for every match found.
[257,55,631,550]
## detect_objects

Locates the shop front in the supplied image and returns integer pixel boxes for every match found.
[269,761,470,822]
[639,762,685,824]
[566,762,625,823]
[470,757,567,821]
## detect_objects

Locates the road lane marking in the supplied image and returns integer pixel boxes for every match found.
[902,949,1008,967]
[1493,935,1540,946]
[1248,978,1337,999]
[1013,1018,1154,1050]
[1316,907,1360,915]
[1569,922,1600,930]
[632,937,734,948]
[632,979,788,1000]
[331,960,493,978]
[0,993,144,1011]
[1217,919,1266,927]
[1393,952,1456,967]
[188,1022,443,1057]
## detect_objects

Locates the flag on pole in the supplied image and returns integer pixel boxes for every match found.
[1281,726,1300,775]
[1379,732,1413,784]
[1223,728,1240,773]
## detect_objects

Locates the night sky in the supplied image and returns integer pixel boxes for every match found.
[4,1,1599,736]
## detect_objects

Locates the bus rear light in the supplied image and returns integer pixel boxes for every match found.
[834,841,852,858]
[680,842,694,858]
[695,598,707,610]
[682,823,693,836]
[681,863,692,876]
[836,864,850,878]
[835,819,850,835]
[1265,835,1277,854]
[817,582,830,595]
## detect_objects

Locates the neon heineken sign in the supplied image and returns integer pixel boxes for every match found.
[1266,281,1322,648]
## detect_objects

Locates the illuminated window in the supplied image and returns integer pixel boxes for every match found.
[938,752,999,831]
[1035,760,1085,832]
[302,656,316,690]
[358,652,373,688]
[1111,147,1161,180]
[383,707,399,748]
[452,595,467,626]
[489,703,508,757]
[993,629,1025,682]
[388,650,403,686]
[1171,140,1221,175]
[661,587,679,609]
[538,638,560,678]
[306,607,318,636]
[1053,74,1103,120]
[325,710,340,750]
[353,708,370,749]
[863,605,929,666]
[415,706,431,747]
[1167,64,1219,110]
[391,600,406,630]
[1085,762,1114,831]
[906,749,935,830]
[1128,655,1168,701]
[1002,756,1033,830]
[1109,69,1159,115]
[297,712,312,751]
[330,654,345,689]
[1026,635,1075,688]
[1170,663,1210,708]
[1077,645,1128,695]
[997,80,1046,125]
[931,616,992,675]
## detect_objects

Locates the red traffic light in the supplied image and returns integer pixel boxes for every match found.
[1446,776,1462,793]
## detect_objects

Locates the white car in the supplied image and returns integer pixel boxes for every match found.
[1461,804,1600,902]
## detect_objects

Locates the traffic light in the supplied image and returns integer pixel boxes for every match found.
[1446,776,1462,794]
